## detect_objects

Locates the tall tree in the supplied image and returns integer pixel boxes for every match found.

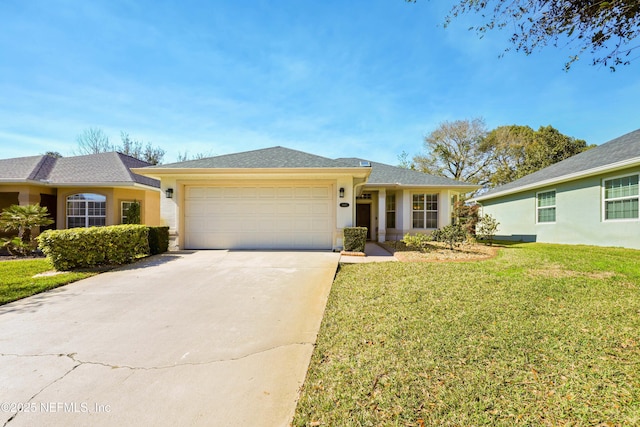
[524,125,592,174]
[408,0,640,70]
[409,122,591,189]
[484,125,593,187]
[74,127,112,155]
[413,118,494,186]
[74,128,165,165]
[119,132,165,165]
[175,151,215,162]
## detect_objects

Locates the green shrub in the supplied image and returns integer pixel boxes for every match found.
[476,213,500,246]
[38,225,150,271]
[402,233,431,252]
[431,224,467,250]
[0,204,54,256]
[343,227,367,252]
[147,226,169,255]
[124,201,141,224]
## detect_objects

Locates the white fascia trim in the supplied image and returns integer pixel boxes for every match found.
[364,183,480,190]
[132,167,373,181]
[473,157,640,202]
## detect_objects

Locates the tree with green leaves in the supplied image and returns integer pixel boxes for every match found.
[124,201,141,224]
[408,0,640,70]
[0,204,54,256]
[485,125,593,187]
[476,213,500,246]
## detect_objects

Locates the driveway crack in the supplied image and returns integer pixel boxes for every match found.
[1,341,314,374]
[2,356,81,427]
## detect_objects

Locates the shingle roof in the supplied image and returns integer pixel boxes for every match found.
[337,158,479,188]
[0,155,48,180]
[0,152,160,188]
[155,146,353,169]
[476,128,640,200]
[146,146,476,188]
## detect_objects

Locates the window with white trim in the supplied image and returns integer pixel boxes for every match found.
[604,174,639,220]
[67,193,106,228]
[386,194,396,228]
[412,193,438,229]
[537,190,556,223]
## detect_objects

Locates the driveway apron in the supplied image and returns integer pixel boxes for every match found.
[0,250,340,427]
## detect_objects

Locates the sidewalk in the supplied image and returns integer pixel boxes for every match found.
[340,242,397,263]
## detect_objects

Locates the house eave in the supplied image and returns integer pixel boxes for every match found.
[132,167,372,180]
[363,182,481,191]
[53,182,160,190]
[473,157,640,202]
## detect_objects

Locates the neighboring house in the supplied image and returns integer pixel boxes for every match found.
[473,128,640,249]
[134,146,478,250]
[0,152,161,233]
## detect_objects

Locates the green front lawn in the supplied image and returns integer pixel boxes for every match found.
[0,259,95,305]
[294,243,640,426]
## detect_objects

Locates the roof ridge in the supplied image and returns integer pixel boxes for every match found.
[28,155,60,182]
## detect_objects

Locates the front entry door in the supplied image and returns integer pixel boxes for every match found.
[356,204,371,239]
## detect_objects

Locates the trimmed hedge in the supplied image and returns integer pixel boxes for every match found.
[147,226,170,255]
[343,227,367,252]
[38,225,150,271]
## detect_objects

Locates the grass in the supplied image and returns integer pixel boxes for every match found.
[0,258,95,305]
[293,243,640,426]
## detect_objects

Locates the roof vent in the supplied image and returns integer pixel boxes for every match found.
[359,160,371,167]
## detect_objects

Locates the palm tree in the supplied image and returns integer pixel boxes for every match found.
[0,204,54,256]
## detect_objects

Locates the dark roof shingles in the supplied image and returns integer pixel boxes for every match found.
[480,128,640,198]
[156,146,352,169]
[0,152,159,188]
[337,158,475,187]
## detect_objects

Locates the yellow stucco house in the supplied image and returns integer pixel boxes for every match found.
[0,152,161,234]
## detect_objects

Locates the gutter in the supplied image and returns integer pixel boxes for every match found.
[473,157,640,203]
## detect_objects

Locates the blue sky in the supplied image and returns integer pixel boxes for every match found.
[1,0,638,165]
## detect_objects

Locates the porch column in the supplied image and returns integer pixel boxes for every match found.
[402,190,411,235]
[378,188,386,242]
[439,190,451,227]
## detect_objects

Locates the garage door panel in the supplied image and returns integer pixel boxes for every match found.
[312,187,329,198]
[258,187,276,198]
[185,184,334,250]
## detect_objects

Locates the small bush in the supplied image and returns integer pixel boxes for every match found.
[476,213,499,246]
[343,227,367,252]
[402,233,431,252]
[431,224,467,250]
[148,226,170,255]
[38,225,150,271]
[0,203,54,256]
[124,201,141,224]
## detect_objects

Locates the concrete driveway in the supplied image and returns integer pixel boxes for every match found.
[0,250,339,427]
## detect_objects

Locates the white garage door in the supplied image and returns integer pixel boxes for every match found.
[184,183,334,250]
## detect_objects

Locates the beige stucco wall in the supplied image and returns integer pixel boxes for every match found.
[56,187,160,229]
[0,184,56,206]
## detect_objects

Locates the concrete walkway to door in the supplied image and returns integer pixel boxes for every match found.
[0,250,339,427]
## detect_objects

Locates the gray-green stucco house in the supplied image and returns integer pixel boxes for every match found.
[473,129,640,250]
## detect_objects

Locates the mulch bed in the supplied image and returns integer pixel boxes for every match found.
[380,241,501,262]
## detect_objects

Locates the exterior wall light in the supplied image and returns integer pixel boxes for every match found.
[339,187,345,198]
[165,188,174,198]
